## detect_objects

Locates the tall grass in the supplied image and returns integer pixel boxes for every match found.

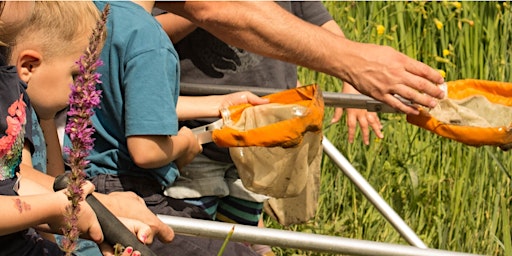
[265,2,512,255]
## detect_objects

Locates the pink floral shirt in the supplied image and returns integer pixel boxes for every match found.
[0,66,31,180]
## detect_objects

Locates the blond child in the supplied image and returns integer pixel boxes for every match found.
[8,0,263,255]
[1,2,173,255]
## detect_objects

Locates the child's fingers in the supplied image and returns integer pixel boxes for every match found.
[81,180,96,195]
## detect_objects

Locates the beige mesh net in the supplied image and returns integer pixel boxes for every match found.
[407,79,512,150]
[212,84,324,198]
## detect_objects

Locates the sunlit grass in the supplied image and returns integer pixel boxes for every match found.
[265,2,512,255]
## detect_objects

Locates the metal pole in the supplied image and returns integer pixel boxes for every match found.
[180,82,410,113]
[322,136,427,248]
[158,215,479,256]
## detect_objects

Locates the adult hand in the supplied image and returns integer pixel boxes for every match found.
[344,42,445,115]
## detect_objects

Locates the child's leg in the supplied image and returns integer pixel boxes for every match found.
[221,166,268,225]
[216,197,275,256]
[216,196,263,226]
[182,196,220,220]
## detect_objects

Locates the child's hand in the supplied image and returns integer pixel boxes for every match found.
[330,83,383,145]
[118,247,141,256]
[220,91,269,109]
[175,126,202,169]
[347,109,382,145]
[101,245,141,256]
[95,191,175,244]
[98,217,153,256]
[50,181,104,243]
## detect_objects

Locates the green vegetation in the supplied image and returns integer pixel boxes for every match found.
[265,2,512,255]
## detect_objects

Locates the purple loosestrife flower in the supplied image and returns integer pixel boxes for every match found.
[60,5,110,255]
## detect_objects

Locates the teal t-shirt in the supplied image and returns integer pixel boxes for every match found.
[64,1,180,186]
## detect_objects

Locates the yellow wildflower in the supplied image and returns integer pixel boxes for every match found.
[442,49,451,57]
[438,69,446,78]
[376,25,385,35]
[451,2,462,9]
[434,18,443,30]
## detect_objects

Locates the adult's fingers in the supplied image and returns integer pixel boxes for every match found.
[381,88,425,115]
[404,58,445,87]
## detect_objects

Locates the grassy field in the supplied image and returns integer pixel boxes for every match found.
[264,2,512,255]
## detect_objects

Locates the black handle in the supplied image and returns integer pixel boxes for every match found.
[53,174,157,256]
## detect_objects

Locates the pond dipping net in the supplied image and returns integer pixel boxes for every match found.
[211,84,324,199]
[407,79,512,149]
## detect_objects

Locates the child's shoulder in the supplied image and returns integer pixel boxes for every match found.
[100,1,164,38]
[100,2,173,55]
[97,1,152,21]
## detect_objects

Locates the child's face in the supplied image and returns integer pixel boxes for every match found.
[23,50,83,120]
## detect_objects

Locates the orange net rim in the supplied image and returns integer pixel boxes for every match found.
[407,79,512,147]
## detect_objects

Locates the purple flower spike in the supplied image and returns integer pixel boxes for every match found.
[59,5,110,256]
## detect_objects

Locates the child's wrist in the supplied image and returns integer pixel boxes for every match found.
[42,191,70,225]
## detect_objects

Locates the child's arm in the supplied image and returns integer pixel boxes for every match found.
[20,142,56,190]
[38,118,65,177]
[126,91,269,170]
[9,179,161,251]
[0,191,78,235]
[20,142,175,244]
[127,126,201,170]
[0,180,103,243]
[176,91,269,120]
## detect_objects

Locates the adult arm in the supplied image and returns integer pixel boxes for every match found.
[154,12,197,43]
[320,19,383,145]
[156,1,445,115]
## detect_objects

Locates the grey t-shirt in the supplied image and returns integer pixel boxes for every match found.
[175,2,333,162]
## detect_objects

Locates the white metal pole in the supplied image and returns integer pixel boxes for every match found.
[322,136,427,248]
[158,215,479,256]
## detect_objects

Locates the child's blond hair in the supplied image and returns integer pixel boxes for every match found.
[3,1,100,62]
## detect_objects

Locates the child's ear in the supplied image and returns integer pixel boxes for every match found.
[16,50,42,84]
